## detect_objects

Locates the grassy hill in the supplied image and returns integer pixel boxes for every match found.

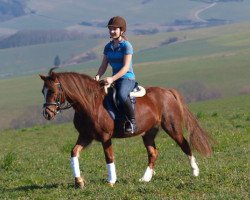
[1,21,250,77]
[0,94,249,199]
[0,38,100,77]
[1,0,250,78]
[0,22,250,129]
[1,0,250,31]
[0,0,219,30]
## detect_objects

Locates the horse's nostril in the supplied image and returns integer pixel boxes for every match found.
[43,108,50,120]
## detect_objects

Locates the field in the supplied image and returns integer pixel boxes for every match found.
[0,0,219,30]
[0,39,100,76]
[0,1,249,198]
[1,22,250,129]
[2,0,250,31]
[0,94,249,199]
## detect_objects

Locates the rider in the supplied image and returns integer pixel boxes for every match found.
[95,16,136,134]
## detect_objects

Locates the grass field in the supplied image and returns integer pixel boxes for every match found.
[0,3,249,198]
[0,95,249,199]
[1,47,249,129]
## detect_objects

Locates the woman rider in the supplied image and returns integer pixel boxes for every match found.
[95,16,136,134]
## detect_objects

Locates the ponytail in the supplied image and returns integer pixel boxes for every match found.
[121,34,128,41]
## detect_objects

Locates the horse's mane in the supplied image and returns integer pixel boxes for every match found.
[55,72,104,115]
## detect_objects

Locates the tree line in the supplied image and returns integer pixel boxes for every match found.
[0,29,92,49]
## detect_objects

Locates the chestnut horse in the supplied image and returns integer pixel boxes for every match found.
[40,68,212,188]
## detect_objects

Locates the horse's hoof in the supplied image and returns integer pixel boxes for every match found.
[139,178,149,182]
[192,168,199,177]
[107,182,115,187]
[75,177,85,189]
[139,169,156,182]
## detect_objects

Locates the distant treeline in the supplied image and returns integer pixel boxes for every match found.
[0,0,26,22]
[0,29,102,49]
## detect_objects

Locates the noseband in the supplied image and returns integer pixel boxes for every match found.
[43,82,72,116]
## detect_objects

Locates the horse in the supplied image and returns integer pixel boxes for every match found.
[40,68,213,188]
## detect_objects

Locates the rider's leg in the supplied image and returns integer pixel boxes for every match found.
[116,78,136,134]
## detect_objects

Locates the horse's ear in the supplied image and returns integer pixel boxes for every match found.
[51,72,57,81]
[39,74,46,81]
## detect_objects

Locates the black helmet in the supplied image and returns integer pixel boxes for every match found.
[107,16,127,32]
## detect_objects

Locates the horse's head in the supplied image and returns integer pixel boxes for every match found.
[40,68,65,120]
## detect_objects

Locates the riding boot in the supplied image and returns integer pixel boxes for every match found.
[123,99,137,134]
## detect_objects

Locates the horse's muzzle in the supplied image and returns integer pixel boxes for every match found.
[43,107,56,120]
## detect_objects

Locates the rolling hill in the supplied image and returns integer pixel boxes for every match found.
[0,1,250,129]
[1,0,250,78]
[0,2,249,198]
[0,21,250,129]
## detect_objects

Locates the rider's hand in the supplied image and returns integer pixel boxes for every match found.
[103,77,114,85]
[94,75,100,81]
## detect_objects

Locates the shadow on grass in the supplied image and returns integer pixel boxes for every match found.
[13,183,59,191]
[4,182,74,192]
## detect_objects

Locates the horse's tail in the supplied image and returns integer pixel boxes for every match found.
[169,89,213,156]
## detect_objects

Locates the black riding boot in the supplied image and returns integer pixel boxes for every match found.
[123,99,137,134]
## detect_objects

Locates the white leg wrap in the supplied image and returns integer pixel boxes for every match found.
[71,157,81,177]
[107,163,117,184]
[190,156,199,176]
[139,166,155,182]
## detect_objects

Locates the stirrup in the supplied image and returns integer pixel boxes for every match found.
[124,120,135,134]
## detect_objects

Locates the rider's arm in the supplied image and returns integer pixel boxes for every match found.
[95,55,109,79]
[111,54,132,81]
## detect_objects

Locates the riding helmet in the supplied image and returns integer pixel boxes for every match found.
[107,16,127,32]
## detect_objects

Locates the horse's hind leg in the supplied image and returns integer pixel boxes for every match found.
[140,127,159,182]
[161,118,199,176]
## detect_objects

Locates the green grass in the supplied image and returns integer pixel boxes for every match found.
[0,75,43,127]
[0,95,249,199]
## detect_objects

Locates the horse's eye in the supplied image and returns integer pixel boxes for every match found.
[47,90,55,95]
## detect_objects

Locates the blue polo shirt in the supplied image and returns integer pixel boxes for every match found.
[104,40,135,79]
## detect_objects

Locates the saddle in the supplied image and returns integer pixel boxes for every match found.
[103,82,146,121]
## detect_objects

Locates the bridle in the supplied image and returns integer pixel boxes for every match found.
[43,82,73,117]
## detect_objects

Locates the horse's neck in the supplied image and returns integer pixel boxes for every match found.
[58,73,105,115]
[65,81,104,115]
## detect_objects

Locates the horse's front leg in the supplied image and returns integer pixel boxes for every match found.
[102,139,117,186]
[140,130,158,182]
[70,136,92,189]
